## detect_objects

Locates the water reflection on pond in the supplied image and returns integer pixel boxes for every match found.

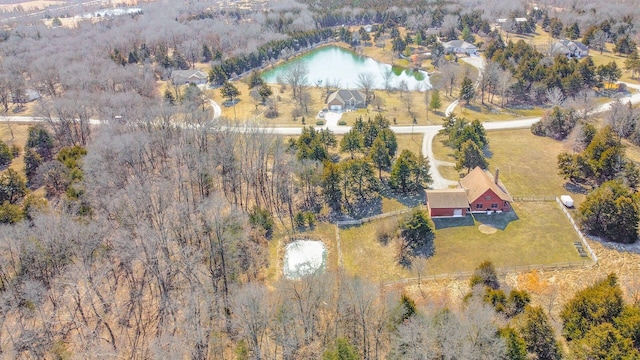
[263,46,430,91]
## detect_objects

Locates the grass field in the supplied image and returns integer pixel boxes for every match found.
[0,123,31,174]
[339,201,584,283]
[433,129,575,197]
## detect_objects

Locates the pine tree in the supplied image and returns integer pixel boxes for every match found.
[460,76,475,105]
[456,140,488,173]
[521,306,562,360]
[430,89,442,113]
[369,136,391,179]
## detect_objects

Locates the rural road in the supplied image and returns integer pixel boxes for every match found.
[2,81,640,190]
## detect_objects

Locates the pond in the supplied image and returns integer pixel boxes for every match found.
[283,239,327,279]
[262,46,430,91]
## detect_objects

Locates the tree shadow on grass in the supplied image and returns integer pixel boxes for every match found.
[380,186,427,208]
[563,182,589,195]
[344,197,383,219]
[472,210,519,231]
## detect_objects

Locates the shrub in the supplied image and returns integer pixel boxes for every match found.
[264,106,279,118]
[376,219,396,245]
[0,140,12,167]
[305,211,316,228]
[338,120,347,126]
[249,206,274,237]
[316,120,325,126]
[294,212,306,229]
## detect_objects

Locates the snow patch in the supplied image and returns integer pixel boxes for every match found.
[283,240,327,279]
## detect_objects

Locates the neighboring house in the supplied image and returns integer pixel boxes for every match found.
[171,69,208,85]
[326,89,366,111]
[442,40,477,56]
[551,40,589,58]
[459,167,513,213]
[426,189,470,217]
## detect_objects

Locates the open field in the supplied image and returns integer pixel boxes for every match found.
[339,201,584,283]
[433,129,576,197]
[0,1,63,12]
[0,123,31,174]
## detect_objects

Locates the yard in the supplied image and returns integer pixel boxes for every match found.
[432,128,575,197]
[339,201,585,283]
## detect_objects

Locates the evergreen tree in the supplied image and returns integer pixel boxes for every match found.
[202,44,213,62]
[399,208,435,258]
[579,181,639,244]
[500,327,528,360]
[323,338,360,360]
[460,76,475,104]
[248,71,264,89]
[258,83,273,104]
[322,161,343,212]
[561,274,624,340]
[571,323,640,359]
[456,140,488,173]
[521,306,562,360]
[0,140,13,167]
[340,129,364,159]
[23,147,43,183]
[369,136,391,179]
[0,168,27,204]
[429,89,442,113]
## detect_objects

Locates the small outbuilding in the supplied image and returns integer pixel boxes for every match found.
[426,189,470,217]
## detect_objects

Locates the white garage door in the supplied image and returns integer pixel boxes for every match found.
[330,105,342,111]
[453,209,463,217]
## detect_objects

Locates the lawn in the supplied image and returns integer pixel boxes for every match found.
[339,201,585,283]
[0,123,31,174]
[432,129,574,197]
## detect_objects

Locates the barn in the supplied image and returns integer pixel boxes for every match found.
[426,189,470,217]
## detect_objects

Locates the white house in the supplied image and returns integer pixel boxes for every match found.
[443,40,477,56]
[551,40,590,58]
[171,69,208,85]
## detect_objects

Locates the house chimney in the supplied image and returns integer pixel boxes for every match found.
[494,168,500,184]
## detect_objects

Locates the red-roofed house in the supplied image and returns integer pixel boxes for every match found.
[459,167,513,213]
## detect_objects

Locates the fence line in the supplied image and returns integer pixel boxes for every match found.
[512,195,557,202]
[555,196,598,264]
[383,260,594,287]
[336,207,420,227]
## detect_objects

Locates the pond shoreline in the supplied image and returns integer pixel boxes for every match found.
[262,44,430,91]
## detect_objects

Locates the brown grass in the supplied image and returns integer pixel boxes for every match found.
[0,123,32,175]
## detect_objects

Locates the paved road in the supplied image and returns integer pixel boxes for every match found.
[3,82,640,189]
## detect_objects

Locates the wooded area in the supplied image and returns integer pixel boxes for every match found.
[0,0,640,358]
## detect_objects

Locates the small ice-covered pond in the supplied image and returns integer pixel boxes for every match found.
[283,240,327,279]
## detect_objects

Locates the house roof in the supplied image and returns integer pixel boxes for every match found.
[171,69,208,82]
[443,40,476,50]
[427,189,470,209]
[326,89,365,105]
[551,40,589,55]
[459,167,513,203]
